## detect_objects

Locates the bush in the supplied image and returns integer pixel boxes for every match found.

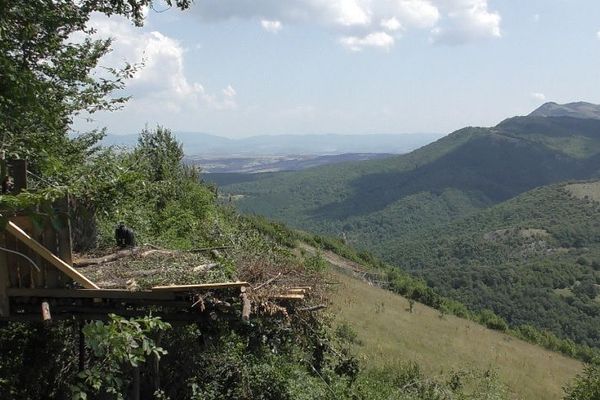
[478,310,508,332]
[563,364,600,400]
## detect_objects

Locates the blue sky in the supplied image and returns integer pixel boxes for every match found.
[74,0,600,138]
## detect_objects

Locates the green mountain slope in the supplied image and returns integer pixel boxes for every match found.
[389,181,600,348]
[217,114,600,349]
[219,116,600,246]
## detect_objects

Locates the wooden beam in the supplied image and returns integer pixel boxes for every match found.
[5,221,99,289]
[152,281,249,292]
[7,287,176,300]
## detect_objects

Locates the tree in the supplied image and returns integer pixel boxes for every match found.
[0,0,190,179]
[135,126,184,183]
[563,364,600,400]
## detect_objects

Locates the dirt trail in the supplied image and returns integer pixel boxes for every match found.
[298,242,364,271]
[298,242,387,286]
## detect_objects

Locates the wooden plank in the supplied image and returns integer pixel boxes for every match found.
[31,222,45,288]
[152,281,249,292]
[284,288,307,294]
[6,287,176,300]
[42,222,59,288]
[270,294,305,300]
[5,221,99,289]
[288,286,312,291]
[5,230,18,288]
[13,217,33,288]
[55,197,73,266]
[56,200,73,289]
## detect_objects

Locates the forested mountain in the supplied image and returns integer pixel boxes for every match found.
[217,108,600,348]
[219,111,600,245]
[390,181,600,348]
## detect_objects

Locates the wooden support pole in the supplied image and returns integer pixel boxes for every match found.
[11,159,27,194]
[240,286,251,322]
[5,221,99,289]
[132,367,140,400]
[41,301,51,323]
[153,331,163,394]
[79,321,86,372]
[0,232,9,317]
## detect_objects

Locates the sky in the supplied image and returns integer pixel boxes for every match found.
[73,0,600,138]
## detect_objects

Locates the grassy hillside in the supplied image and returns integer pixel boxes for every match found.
[330,270,582,400]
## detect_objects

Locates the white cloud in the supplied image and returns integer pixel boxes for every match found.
[189,0,501,50]
[261,19,282,33]
[596,30,600,40]
[340,31,394,51]
[87,14,236,114]
[430,0,501,45]
[531,92,546,101]
[533,14,540,23]
[381,17,402,31]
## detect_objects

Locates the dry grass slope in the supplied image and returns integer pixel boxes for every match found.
[330,270,583,400]
[566,181,600,202]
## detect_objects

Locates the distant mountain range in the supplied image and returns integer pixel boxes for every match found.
[102,132,444,157]
[214,101,600,348]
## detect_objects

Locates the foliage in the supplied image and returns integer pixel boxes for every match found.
[563,364,600,400]
[71,314,170,400]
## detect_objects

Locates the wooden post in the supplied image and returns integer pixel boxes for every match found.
[240,286,251,322]
[132,367,140,400]
[79,321,86,372]
[41,301,51,323]
[11,159,27,194]
[0,232,9,317]
[153,331,163,394]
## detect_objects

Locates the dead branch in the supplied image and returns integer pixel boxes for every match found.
[74,248,176,267]
[253,272,282,291]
